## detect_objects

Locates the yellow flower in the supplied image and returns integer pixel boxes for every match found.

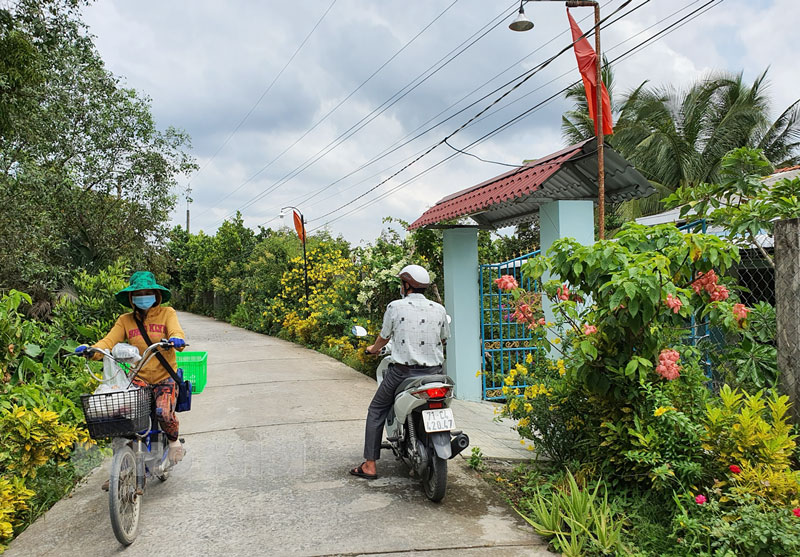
[525,353,533,364]
[553,338,561,345]
[501,386,510,395]
[517,417,530,428]
[475,370,483,378]
[527,445,535,451]
[524,403,533,413]
[654,406,676,417]
[519,439,526,445]
[504,376,514,386]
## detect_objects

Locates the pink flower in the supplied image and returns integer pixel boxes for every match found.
[494,275,519,291]
[793,508,800,518]
[556,284,570,301]
[656,349,681,381]
[538,317,546,326]
[710,284,729,302]
[665,294,682,314]
[582,324,597,335]
[733,303,750,322]
[695,494,707,505]
[729,464,741,474]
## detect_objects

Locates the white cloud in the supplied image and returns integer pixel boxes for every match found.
[81,0,799,244]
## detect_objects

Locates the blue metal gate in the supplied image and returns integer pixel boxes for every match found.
[479,249,541,400]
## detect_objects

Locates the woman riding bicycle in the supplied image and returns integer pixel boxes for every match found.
[76,271,187,465]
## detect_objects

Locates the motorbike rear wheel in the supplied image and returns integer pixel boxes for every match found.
[109,445,141,545]
[422,454,447,502]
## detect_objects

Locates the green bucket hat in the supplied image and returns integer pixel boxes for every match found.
[115,271,171,308]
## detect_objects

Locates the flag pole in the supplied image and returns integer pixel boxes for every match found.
[566,0,604,239]
[281,205,310,313]
[300,212,309,313]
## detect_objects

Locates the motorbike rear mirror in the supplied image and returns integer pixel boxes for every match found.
[351,325,368,337]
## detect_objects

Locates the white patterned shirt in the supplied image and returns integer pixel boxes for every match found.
[379,293,450,367]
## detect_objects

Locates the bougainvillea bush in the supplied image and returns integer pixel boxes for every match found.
[493,223,800,554]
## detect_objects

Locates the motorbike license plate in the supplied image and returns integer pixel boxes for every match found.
[422,408,455,433]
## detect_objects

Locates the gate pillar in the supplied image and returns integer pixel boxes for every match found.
[540,200,595,336]
[443,227,482,401]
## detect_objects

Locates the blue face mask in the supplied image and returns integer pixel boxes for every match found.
[132,294,156,310]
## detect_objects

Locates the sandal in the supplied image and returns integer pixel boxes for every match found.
[349,462,378,480]
[168,443,185,465]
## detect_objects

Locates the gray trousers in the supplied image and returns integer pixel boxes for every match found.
[363,363,442,461]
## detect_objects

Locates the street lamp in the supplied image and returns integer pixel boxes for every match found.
[509,0,534,32]
[511,0,606,239]
[280,206,310,312]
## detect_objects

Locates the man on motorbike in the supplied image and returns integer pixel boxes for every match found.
[75,271,187,469]
[350,264,450,480]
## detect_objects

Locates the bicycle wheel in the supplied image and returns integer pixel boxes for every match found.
[109,445,141,545]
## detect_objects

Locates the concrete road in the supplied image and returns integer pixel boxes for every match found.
[7,313,549,557]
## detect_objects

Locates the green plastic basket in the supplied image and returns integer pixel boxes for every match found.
[176,351,208,394]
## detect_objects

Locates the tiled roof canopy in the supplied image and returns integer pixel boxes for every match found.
[409,138,654,230]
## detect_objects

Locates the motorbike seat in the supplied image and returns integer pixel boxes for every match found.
[395,374,454,397]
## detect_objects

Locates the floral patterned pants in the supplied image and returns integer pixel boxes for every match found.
[133,377,179,441]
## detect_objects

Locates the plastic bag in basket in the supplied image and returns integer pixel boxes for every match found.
[111,342,142,363]
[86,384,141,419]
[101,353,131,390]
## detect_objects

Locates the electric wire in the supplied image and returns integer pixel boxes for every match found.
[195,0,464,219]
[309,0,724,230]
[278,0,621,216]
[188,0,337,193]
[211,0,520,226]
[307,0,639,224]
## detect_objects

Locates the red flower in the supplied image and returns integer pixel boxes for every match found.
[494,275,519,291]
[793,508,800,518]
[695,494,706,505]
[729,464,741,474]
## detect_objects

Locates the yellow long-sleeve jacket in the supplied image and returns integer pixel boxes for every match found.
[92,306,185,384]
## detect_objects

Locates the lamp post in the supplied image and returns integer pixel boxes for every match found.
[510,0,606,239]
[280,206,310,312]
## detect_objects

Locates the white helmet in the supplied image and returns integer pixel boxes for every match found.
[398,264,431,288]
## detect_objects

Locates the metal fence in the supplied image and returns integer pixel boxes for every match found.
[479,249,541,400]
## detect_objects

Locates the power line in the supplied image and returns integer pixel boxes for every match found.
[278,1,620,215]
[310,0,724,230]
[307,0,639,224]
[263,0,637,225]
[202,0,471,223]
[188,0,337,194]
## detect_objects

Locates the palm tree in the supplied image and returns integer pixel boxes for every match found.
[562,68,800,220]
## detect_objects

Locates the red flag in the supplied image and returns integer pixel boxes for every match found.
[567,9,613,136]
[293,210,305,242]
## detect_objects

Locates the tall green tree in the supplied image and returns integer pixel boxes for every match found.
[0,0,195,304]
[562,67,800,220]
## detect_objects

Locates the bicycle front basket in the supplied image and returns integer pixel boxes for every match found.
[81,388,152,440]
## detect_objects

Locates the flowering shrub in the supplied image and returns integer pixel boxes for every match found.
[498,223,751,488]
[672,489,800,556]
[267,242,361,346]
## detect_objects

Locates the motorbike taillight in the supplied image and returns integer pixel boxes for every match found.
[413,386,452,399]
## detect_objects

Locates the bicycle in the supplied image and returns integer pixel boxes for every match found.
[79,340,188,546]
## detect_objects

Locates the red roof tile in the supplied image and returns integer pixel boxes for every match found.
[409,142,586,230]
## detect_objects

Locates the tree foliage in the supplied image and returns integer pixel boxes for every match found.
[0,0,195,304]
[562,66,800,222]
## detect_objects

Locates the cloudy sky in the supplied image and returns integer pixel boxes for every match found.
[81,0,797,244]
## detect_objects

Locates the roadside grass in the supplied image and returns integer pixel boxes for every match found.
[473,459,680,557]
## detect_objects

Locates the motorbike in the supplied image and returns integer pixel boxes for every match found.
[352,326,469,502]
